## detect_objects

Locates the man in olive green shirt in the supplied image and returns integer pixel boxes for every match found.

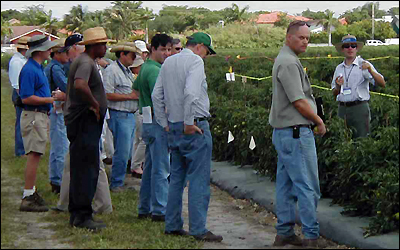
[268,20,327,248]
[133,34,172,222]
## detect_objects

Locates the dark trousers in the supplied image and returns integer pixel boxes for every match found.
[66,109,103,223]
[12,89,25,156]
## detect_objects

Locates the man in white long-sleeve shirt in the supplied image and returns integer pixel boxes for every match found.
[152,32,223,242]
[9,36,29,157]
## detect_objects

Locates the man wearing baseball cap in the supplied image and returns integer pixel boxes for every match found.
[44,38,70,194]
[332,34,385,138]
[135,40,150,60]
[63,33,85,75]
[19,35,58,212]
[64,27,115,230]
[152,32,222,242]
[9,36,29,157]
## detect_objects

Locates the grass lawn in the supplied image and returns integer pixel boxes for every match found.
[1,70,203,249]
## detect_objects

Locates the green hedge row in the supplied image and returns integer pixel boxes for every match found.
[205,46,399,236]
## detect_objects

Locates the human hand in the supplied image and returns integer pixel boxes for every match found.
[361,61,372,72]
[164,126,170,132]
[96,58,109,68]
[89,102,100,121]
[313,120,326,137]
[335,75,344,86]
[184,124,203,135]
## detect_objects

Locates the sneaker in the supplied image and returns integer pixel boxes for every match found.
[73,218,106,231]
[302,238,328,248]
[20,193,49,212]
[138,213,151,219]
[193,231,223,242]
[273,234,303,247]
[165,229,189,236]
[151,215,165,222]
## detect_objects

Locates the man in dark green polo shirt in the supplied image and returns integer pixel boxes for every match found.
[133,34,172,222]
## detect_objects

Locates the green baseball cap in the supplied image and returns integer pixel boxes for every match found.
[188,32,216,55]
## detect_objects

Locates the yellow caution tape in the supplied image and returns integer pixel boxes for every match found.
[235,74,272,81]
[310,85,399,99]
[229,66,233,73]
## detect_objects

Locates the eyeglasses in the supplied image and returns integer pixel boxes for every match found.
[174,47,183,51]
[342,44,357,49]
[286,20,311,33]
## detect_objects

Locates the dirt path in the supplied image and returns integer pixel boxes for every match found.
[1,167,72,249]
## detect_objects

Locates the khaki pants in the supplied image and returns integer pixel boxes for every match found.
[131,112,146,171]
[57,151,113,214]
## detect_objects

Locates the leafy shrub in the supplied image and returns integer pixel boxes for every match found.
[1,52,13,71]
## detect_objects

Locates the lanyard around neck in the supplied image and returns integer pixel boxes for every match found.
[117,60,134,83]
[343,64,355,87]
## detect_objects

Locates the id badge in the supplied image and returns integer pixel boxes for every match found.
[343,87,352,95]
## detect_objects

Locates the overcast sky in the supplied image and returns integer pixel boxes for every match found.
[1,1,399,19]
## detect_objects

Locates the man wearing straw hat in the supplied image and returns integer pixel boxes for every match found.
[64,27,115,230]
[9,36,29,157]
[44,38,70,194]
[19,35,58,212]
[102,42,141,191]
[332,34,386,138]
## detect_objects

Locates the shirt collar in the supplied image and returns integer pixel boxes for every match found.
[282,45,298,58]
[341,56,361,67]
[146,58,162,68]
[14,52,26,59]
[50,59,64,69]
[116,59,131,74]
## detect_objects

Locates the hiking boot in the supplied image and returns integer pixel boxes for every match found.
[138,213,151,219]
[73,218,106,231]
[273,234,303,247]
[193,231,223,242]
[50,182,60,194]
[20,193,49,212]
[151,215,165,222]
[165,229,189,236]
[302,238,328,248]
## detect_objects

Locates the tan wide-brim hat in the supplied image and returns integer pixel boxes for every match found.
[335,34,364,53]
[129,55,144,68]
[110,42,142,54]
[26,35,58,58]
[78,27,116,45]
[15,36,30,49]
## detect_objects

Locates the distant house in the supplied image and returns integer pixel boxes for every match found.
[9,26,59,44]
[308,18,348,34]
[256,11,311,25]
[8,18,21,25]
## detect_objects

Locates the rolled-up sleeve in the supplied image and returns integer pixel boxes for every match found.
[52,65,68,92]
[152,70,168,128]
[277,63,305,103]
[184,57,205,125]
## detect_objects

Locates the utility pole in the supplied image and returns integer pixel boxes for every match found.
[372,1,375,40]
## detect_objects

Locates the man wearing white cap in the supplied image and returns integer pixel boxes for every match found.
[19,35,58,212]
[135,40,150,60]
[9,36,29,157]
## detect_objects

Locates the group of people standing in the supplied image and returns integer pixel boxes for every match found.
[9,19,385,246]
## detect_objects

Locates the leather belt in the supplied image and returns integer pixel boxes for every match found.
[194,117,210,123]
[339,100,366,107]
[290,124,311,129]
[23,108,49,114]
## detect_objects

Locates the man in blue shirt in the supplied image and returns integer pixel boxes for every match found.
[9,36,29,157]
[19,35,57,212]
[44,39,70,194]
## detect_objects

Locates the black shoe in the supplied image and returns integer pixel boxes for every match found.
[73,218,106,231]
[138,213,151,219]
[131,171,142,179]
[151,215,165,222]
[126,160,131,173]
[50,182,60,194]
[165,229,189,236]
[193,231,223,242]
[102,157,112,165]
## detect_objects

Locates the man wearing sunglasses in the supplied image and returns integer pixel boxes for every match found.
[332,35,385,138]
[171,38,183,55]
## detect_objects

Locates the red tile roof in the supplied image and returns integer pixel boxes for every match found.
[257,11,311,24]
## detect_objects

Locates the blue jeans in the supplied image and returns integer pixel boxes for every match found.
[107,109,136,189]
[49,111,69,186]
[165,121,212,236]
[138,118,170,216]
[272,127,321,239]
[12,89,25,156]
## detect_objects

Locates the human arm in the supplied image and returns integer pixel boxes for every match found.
[151,68,169,130]
[52,65,68,92]
[293,99,326,136]
[331,68,344,97]
[183,57,205,134]
[362,61,385,88]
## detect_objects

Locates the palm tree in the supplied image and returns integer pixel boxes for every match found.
[227,3,250,23]
[63,5,88,34]
[316,10,340,46]
[41,10,59,36]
